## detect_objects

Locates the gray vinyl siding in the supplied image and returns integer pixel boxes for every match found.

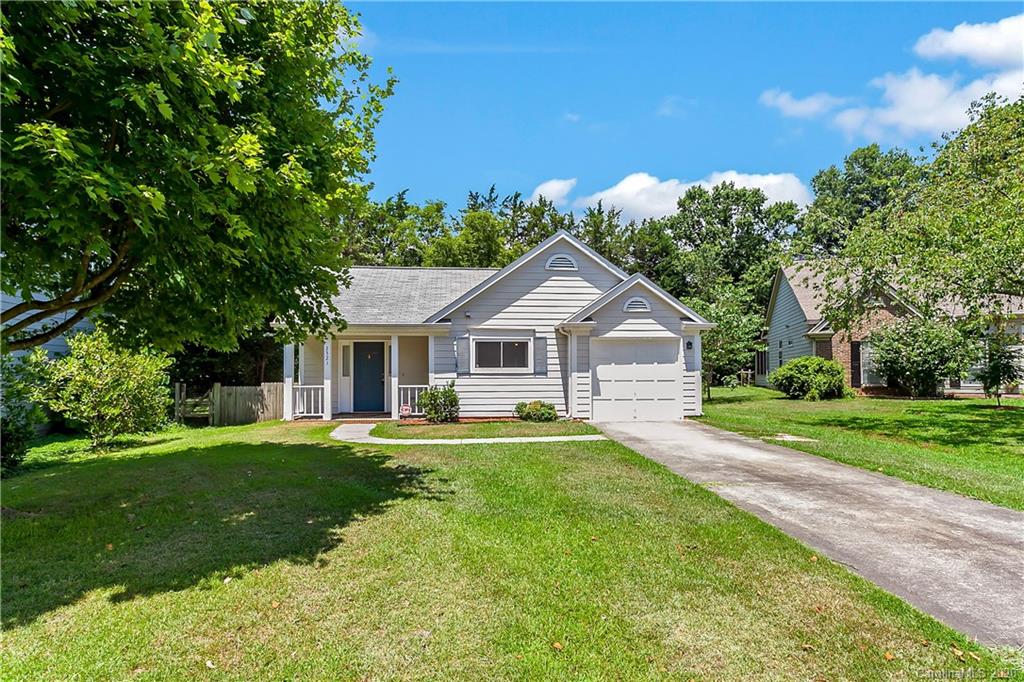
[765,278,812,375]
[575,335,591,418]
[589,285,686,339]
[433,240,621,417]
[301,337,325,385]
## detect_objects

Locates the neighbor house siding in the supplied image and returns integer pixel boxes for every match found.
[432,240,621,417]
[765,278,813,374]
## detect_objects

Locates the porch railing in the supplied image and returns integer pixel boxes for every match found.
[399,384,430,416]
[293,384,325,417]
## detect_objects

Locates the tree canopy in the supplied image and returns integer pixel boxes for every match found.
[1,1,393,351]
[796,144,921,256]
[820,95,1023,330]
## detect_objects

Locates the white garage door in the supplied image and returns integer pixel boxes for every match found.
[591,340,682,421]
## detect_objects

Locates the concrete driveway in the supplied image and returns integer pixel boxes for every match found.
[598,420,1024,647]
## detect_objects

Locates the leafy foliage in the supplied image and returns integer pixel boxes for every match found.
[27,328,172,445]
[867,319,981,398]
[972,330,1023,407]
[1,2,394,351]
[688,284,764,397]
[418,381,460,424]
[1,355,44,475]
[514,400,558,422]
[796,144,921,256]
[769,356,849,401]
[822,95,1024,330]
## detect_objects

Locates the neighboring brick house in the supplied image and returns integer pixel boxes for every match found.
[752,263,1024,394]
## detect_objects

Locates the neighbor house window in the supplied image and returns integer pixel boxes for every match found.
[472,338,532,373]
[860,342,885,386]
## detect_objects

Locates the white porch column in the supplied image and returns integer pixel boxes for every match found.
[693,333,703,372]
[427,335,435,386]
[391,334,400,419]
[298,341,305,384]
[322,339,332,421]
[283,343,294,420]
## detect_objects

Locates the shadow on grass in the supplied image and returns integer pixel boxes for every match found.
[814,402,1024,451]
[14,434,185,476]
[2,439,442,627]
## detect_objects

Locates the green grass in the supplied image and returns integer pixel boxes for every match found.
[699,387,1024,510]
[370,419,600,439]
[3,422,1019,680]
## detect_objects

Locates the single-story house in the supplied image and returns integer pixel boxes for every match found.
[754,262,1024,393]
[284,230,715,421]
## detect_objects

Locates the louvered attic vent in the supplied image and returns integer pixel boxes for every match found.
[622,296,652,313]
[545,253,578,271]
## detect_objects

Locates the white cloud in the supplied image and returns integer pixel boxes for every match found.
[914,14,1024,67]
[563,112,582,123]
[759,89,847,118]
[833,66,1023,138]
[529,178,577,206]
[763,13,1024,140]
[572,171,811,221]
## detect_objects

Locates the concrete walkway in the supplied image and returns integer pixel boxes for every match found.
[598,420,1024,647]
[330,423,607,446]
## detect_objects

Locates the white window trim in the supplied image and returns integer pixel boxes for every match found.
[860,342,886,387]
[622,296,652,313]
[470,335,534,374]
[545,253,578,271]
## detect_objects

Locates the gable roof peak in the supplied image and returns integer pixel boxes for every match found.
[424,230,628,322]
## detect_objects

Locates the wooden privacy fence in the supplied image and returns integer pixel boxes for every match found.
[174,382,284,426]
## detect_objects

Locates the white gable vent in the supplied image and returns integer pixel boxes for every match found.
[545,253,578,271]
[622,296,651,313]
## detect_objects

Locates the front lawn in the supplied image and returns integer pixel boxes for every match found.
[3,422,1017,679]
[700,387,1024,510]
[370,419,600,439]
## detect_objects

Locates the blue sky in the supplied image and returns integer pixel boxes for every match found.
[351,3,1023,220]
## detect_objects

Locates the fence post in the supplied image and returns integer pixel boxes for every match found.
[211,382,221,426]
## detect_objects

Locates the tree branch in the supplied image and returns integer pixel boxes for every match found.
[0,242,129,323]
[4,309,89,353]
[2,264,133,342]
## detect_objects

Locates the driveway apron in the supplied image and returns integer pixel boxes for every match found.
[598,420,1024,647]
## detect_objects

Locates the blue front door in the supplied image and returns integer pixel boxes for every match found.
[353,342,385,412]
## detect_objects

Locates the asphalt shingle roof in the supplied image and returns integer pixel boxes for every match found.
[332,267,499,325]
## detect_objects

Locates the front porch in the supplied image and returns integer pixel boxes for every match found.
[283,332,439,420]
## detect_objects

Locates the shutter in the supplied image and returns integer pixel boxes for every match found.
[534,335,548,376]
[456,336,470,376]
[850,341,862,388]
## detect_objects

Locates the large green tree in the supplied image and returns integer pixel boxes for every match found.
[822,95,1024,329]
[660,183,797,307]
[797,144,921,256]
[1,1,393,351]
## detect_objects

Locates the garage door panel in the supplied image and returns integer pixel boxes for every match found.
[591,339,683,421]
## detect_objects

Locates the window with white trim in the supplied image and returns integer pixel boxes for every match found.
[622,296,651,313]
[545,253,578,271]
[860,342,885,386]
[472,338,533,373]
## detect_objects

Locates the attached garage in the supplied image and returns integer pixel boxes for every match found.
[591,339,685,421]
